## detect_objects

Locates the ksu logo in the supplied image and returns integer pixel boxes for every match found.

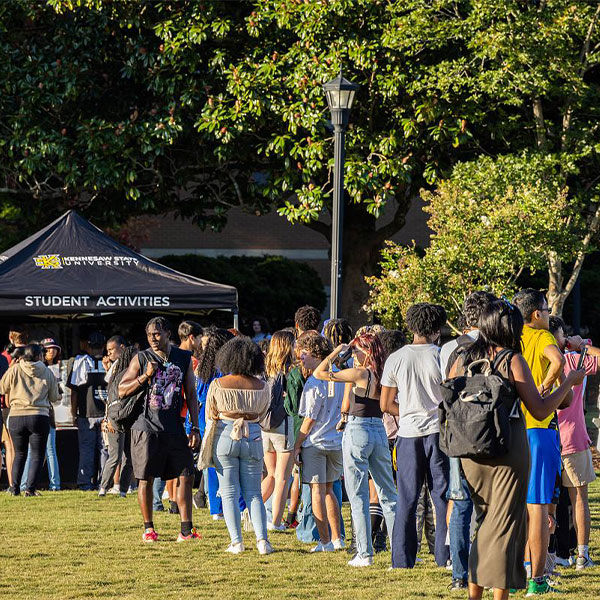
[33,255,63,269]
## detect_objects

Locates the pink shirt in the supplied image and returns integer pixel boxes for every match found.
[557,352,597,455]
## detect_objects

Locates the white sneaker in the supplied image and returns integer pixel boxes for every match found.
[332,538,346,550]
[225,542,245,554]
[555,556,574,568]
[267,522,287,531]
[311,541,335,552]
[212,514,224,521]
[107,486,120,495]
[348,555,373,567]
[576,555,595,570]
[257,539,274,555]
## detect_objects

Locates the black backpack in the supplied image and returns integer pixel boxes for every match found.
[106,372,145,432]
[439,350,517,459]
[260,372,288,431]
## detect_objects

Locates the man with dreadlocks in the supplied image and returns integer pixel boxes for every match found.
[381,303,450,570]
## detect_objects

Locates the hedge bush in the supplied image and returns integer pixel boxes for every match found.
[158,254,326,334]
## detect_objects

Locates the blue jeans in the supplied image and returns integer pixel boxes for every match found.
[213,421,267,544]
[296,479,346,543]
[153,478,166,510]
[446,458,473,582]
[77,417,107,489]
[391,433,449,568]
[447,457,472,583]
[342,416,397,558]
[20,426,61,491]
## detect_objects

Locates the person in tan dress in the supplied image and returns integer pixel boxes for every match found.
[448,299,584,600]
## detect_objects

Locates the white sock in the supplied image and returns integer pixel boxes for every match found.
[578,544,589,558]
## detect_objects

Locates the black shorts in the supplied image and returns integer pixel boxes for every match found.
[131,430,195,481]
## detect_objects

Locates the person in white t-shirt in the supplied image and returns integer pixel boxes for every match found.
[293,334,345,553]
[380,303,450,569]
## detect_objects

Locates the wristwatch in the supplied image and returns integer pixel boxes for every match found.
[191,426,200,433]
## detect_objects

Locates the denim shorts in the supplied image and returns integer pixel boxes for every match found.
[262,416,294,453]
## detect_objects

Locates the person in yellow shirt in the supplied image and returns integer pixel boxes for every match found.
[513,289,570,596]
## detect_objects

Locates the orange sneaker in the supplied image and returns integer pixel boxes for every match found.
[177,527,202,542]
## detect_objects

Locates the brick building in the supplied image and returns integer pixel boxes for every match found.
[138,196,432,288]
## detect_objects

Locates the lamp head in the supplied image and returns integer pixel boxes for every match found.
[322,68,359,127]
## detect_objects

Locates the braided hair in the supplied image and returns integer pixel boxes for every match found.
[323,319,353,347]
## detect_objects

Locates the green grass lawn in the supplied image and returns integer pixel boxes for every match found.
[1,481,599,600]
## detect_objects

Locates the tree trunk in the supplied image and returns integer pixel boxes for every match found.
[338,203,379,328]
[547,202,600,316]
[547,251,565,316]
[338,199,410,329]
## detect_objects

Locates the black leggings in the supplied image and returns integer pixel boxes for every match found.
[8,414,50,494]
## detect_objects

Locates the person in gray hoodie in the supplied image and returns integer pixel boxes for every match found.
[0,343,60,495]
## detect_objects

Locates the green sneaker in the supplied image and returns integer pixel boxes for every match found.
[526,578,561,596]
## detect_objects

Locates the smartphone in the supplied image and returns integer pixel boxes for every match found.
[576,346,588,371]
[338,346,353,363]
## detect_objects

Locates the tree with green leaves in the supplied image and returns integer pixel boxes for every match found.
[2,1,600,322]
[367,153,582,329]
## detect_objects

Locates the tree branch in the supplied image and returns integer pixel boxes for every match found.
[303,219,331,241]
[227,170,244,206]
[579,3,600,66]
[560,201,600,300]
[533,97,548,150]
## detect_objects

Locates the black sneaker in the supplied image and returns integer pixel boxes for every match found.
[192,489,207,510]
[168,500,180,514]
[448,579,467,591]
[373,529,388,553]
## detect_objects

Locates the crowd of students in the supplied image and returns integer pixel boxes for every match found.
[0,289,597,598]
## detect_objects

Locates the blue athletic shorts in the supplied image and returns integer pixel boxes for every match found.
[526,428,561,505]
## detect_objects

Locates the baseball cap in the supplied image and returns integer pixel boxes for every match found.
[41,338,62,353]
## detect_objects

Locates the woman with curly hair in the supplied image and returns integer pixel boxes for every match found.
[206,337,273,554]
[314,332,397,567]
[193,326,233,517]
[261,330,296,531]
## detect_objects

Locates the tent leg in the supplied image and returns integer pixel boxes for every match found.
[233,312,239,330]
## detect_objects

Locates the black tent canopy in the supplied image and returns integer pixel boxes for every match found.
[0,211,238,318]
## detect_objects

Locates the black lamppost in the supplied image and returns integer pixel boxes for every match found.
[323,70,359,320]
